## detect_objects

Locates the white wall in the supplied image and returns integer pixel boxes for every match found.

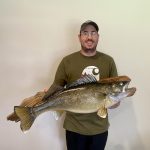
[1,0,150,150]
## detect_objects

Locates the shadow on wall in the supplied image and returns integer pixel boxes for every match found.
[106,97,145,150]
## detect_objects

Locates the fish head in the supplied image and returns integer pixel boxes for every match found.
[104,76,136,103]
[111,80,129,94]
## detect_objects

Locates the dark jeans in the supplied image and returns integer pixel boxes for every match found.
[66,130,108,150]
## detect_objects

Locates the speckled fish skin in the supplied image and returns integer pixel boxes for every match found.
[14,75,136,132]
[34,83,108,115]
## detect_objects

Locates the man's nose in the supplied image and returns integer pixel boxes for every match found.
[87,33,92,39]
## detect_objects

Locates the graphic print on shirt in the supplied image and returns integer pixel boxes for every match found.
[82,66,100,81]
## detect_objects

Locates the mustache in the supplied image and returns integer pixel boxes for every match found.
[86,40,94,42]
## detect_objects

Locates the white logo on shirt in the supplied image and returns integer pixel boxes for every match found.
[82,66,100,81]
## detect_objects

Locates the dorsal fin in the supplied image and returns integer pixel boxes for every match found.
[66,74,97,89]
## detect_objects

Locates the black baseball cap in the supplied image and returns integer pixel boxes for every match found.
[80,20,99,33]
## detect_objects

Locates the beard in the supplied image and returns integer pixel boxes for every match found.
[81,40,97,53]
[81,47,96,53]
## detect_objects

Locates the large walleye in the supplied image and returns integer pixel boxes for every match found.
[13,75,136,132]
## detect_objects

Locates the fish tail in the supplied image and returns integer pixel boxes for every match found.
[7,112,20,122]
[14,106,36,132]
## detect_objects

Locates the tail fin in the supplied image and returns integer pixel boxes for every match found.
[14,106,36,132]
[7,112,20,122]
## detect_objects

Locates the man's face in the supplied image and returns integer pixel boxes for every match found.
[79,25,99,53]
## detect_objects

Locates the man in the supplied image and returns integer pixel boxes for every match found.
[44,20,119,150]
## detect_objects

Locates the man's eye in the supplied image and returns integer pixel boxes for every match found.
[91,32,96,35]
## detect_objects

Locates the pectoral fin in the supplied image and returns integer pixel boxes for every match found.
[105,98,116,108]
[97,106,107,118]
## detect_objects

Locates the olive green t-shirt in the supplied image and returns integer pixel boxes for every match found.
[53,51,118,135]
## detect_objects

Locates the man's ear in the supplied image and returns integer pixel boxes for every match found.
[78,34,81,42]
[97,33,100,41]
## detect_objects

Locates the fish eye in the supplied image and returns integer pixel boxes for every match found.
[119,82,123,86]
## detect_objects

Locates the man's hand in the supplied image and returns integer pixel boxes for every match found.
[43,88,48,92]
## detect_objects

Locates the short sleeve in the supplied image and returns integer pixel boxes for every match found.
[109,58,118,77]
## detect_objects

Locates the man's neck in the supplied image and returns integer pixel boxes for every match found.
[80,49,96,57]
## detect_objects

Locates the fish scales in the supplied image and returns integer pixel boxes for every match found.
[12,75,136,132]
[33,83,105,115]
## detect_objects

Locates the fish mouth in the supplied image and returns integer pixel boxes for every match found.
[100,75,136,97]
[124,82,136,97]
[124,82,130,92]
[126,87,136,97]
